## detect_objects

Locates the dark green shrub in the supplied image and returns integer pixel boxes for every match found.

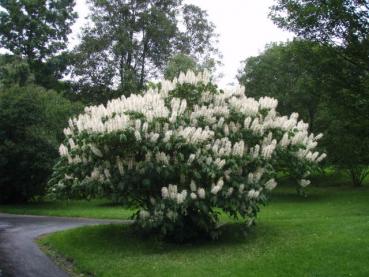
[0,85,82,203]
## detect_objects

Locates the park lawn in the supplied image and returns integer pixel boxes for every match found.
[0,199,133,219]
[38,184,369,277]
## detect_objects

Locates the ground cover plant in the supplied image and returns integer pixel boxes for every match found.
[38,184,369,277]
[49,71,325,240]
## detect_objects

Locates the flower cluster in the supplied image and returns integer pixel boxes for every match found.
[50,70,325,240]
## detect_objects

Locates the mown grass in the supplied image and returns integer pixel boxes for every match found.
[0,199,133,219]
[37,179,369,277]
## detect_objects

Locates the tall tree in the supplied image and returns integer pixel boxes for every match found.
[269,0,369,70]
[238,39,333,132]
[0,0,77,61]
[0,0,77,89]
[269,0,369,123]
[71,0,219,100]
[269,0,369,185]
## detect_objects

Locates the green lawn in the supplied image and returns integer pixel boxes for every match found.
[37,184,369,277]
[0,199,133,219]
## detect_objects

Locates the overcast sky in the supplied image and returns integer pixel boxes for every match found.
[70,0,295,86]
[186,0,294,85]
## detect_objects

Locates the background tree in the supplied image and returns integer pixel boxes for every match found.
[175,4,219,65]
[164,53,217,81]
[269,0,369,121]
[164,54,199,81]
[0,85,82,203]
[238,38,369,186]
[269,0,369,185]
[71,0,219,102]
[238,39,333,132]
[0,0,77,89]
[0,54,34,88]
[269,0,369,69]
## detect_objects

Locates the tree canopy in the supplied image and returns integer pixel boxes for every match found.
[0,0,77,61]
[0,54,34,88]
[265,0,369,185]
[71,0,219,99]
[238,39,333,132]
[164,53,218,81]
[269,0,369,69]
[0,0,77,90]
[240,39,369,185]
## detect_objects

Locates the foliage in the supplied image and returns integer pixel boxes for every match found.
[268,0,369,119]
[269,0,369,186]
[239,39,369,186]
[0,85,82,203]
[238,39,334,132]
[49,71,325,240]
[323,98,369,186]
[0,0,77,90]
[0,0,77,61]
[71,0,219,101]
[269,0,369,69]
[0,54,34,88]
[164,54,199,80]
[164,53,217,81]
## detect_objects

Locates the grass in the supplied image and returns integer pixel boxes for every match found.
[37,182,369,277]
[0,199,133,219]
[2,172,368,276]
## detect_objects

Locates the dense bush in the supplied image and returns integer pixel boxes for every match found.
[0,85,82,203]
[50,71,325,240]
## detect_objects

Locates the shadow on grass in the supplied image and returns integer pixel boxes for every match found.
[96,201,132,209]
[56,221,281,259]
[270,190,329,203]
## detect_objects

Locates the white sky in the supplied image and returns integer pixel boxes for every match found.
[71,0,294,86]
[185,0,294,85]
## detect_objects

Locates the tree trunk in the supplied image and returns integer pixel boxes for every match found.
[119,55,125,88]
[348,167,367,187]
[140,35,148,88]
[308,106,316,132]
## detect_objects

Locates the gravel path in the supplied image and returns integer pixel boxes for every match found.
[0,213,127,277]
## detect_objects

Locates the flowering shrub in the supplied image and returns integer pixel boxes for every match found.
[49,71,326,240]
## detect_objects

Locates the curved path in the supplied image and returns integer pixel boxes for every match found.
[0,213,128,277]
